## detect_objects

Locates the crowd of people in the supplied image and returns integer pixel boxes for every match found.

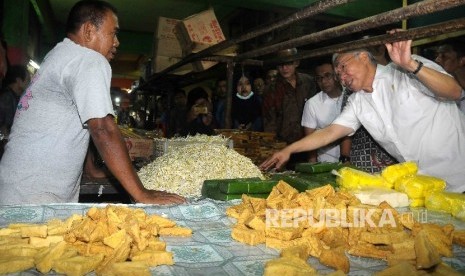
[0,0,464,205]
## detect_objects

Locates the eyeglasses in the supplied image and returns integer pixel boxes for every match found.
[335,53,358,76]
[315,72,334,82]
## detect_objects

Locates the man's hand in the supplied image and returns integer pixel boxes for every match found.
[259,149,291,171]
[137,190,186,205]
[385,29,415,70]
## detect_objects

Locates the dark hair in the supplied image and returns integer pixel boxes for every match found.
[439,39,465,58]
[3,65,28,87]
[65,0,117,35]
[313,56,333,69]
[187,87,208,110]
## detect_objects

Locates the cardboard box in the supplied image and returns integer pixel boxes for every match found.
[156,16,180,40]
[124,137,154,161]
[176,9,225,54]
[153,55,193,75]
[154,38,183,58]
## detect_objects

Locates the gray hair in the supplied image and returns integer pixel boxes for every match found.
[332,49,377,67]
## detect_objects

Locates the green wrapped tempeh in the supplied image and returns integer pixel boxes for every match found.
[219,179,279,194]
[206,190,269,201]
[295,162,343,174]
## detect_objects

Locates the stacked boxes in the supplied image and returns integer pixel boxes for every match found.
[153,17,192,74]
[153,9,232,73]
[175,9,226,71]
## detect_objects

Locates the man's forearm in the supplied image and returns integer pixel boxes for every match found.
[88,116,147,201]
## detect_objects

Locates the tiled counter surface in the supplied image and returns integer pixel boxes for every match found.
[1,199,465,275]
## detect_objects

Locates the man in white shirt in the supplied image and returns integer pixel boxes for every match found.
[435,39,465,113]
[301,59,344,163]
[261,31,465,193]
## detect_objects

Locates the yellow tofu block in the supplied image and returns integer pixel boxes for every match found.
[72,241,113,257]
[46,219,68,235]
[53,254,105,276]
[158,227,192,237]
[225,205,244,219]
[106,261,151,276]
[8,223,34,229]
[0,236,28,246]
[131,250,174,266]
[29,235,64,248]
[0,245,40,258]
[65,214,84,229]
[280,244,310,261]
[146,215,176,228]
[360,231,409,245]
[0,256,35,274]
[231,226,265,246]
[20,225,48,238]
[245,215,266,231]
[34,240,68,273]
[374,261,419,276]
[96,235,132,274]
[0,227,20,236]
[266,227,303,241]
[265,237,294,250]
[264,256,316,276]
[104,229,127,249]
[147,238,166,251]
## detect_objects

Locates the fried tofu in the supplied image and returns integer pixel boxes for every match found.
[319,247,350,274]
[232,225,265,246]
[52,254,104,276]
[0,256,35,274]
[264,256,317,276]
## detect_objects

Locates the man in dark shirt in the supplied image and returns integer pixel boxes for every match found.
[0,65,30,135]
[262,48,317,169]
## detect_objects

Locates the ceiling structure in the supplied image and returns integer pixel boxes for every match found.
[34,0,465,90]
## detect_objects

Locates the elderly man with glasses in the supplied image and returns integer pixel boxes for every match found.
[261,30,465,193]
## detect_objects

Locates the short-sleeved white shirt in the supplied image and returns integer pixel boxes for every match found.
[0,38,115,204]
[333,55,465,192]
[302,90,344,162]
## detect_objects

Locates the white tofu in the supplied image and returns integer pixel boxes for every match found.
[351,188,409,208]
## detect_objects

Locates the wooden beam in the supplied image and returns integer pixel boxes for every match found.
[237,0,465,60]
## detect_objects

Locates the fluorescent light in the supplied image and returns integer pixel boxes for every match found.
[114,97,120,103]
[28,59,40,69]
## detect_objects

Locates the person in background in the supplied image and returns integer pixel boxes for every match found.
[180,87,216,136]
[232,74,262,131]
[253,77,266,97]
[167,89,187,137]
[261,32,465,193]
[213,78,227,129]
[116,97,133,127]
[265,69,278,88]
[262,48,317,169]
[0,0,185,205]
[0,35,7,86]
[0,34,8,159]
[0,65,30,135]
[339,38,398,173]
[301,59,344,163]
[435,39,465,113]
[135,109,146,129]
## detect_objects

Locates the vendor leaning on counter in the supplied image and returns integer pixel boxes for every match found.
[261,29,465,193]
[0,0,185,205]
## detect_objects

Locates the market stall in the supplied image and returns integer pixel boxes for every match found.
[1,199,465,275]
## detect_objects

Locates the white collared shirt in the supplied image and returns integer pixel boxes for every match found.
[333,56,465,192]
[302,90,344,162]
